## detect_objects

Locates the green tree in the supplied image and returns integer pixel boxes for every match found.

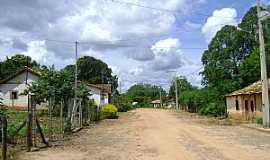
[27,67,89,105]
[201,6,270,95]
[124,84,166,107]
[201,25,255,95]
[0,54,40,80]
[63,56,118,93]
[168,76,194,99]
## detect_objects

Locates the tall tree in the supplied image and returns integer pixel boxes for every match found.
[201,25,255,94]
[125,84,166,107]
[63,56,118,93]
[168,76,194,99]
[201,6,270,95]
[0,54,40,80]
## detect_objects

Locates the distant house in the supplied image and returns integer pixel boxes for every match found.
[0,67,40,109]
[165,99,175,109]
[225,80,268,120]
[87,84,112,107]
[151,100,161,108]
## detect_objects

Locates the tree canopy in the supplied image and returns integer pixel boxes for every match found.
[168,76,194,99]
[124,84,166,107]
[63,56,118,94]
[169,6,270,117]
[0,54,41,80]
[201,6,270,95]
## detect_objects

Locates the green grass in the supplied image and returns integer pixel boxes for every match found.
[0,146,20,160]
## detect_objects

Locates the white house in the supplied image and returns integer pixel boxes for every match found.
[87,84,112,107]
[0,67,40,110]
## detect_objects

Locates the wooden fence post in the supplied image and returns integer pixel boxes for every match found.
[2,115,7,160]
[48,97,52,143]
[27,95,33,152]
[60,101,64,136]
[32,96,37,147]
[79,100,83,128]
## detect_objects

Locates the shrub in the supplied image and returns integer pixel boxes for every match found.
[256,117,263,125]
[117,102,133,112]
[87,100,101,121]
[101,104,118,119]
[199,102,226,117]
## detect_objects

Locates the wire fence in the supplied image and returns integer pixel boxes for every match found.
[0,96,101,160]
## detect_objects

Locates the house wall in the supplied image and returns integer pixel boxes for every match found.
[88,87,101,106]
[88,87,109,107]
[226,93,264,120]
[0,72,39,109]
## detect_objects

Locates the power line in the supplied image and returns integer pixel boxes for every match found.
[104,0,242,19]
[45,39,75,44]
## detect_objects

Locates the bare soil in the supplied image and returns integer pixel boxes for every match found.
[20,108,270,160]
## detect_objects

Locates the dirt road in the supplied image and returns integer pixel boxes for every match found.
[21,108,270,160]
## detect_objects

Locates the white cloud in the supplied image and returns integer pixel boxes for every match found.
[150,38,186,71]
[0,0,205,91]
[202,8,238,42]
[22,41,47,62]
[184,21,202,31]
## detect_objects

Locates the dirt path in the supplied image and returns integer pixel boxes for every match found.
[20,108,270,160]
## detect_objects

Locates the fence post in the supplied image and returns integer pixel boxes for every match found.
[60,101,63,136]
[32,96,37,147]
[79,100,82,128]
[48,97,52,144]
[27,95,33,152]
[2,115,7,160]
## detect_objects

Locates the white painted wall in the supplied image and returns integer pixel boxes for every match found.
[0,71,39,109]
[88,86,109,107]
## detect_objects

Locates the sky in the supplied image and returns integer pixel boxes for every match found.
[0,0,269,92]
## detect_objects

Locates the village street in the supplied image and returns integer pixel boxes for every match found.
[20,108,270,160]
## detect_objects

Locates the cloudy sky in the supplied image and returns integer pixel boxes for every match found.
[0,0,269,92]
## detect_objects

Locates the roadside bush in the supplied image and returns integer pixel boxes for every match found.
[88,100,101,121]
[256,117,263,125]
[180,87,227,117]
[117,102,133,112]
[199,102,226,117]
[101,104,118,119]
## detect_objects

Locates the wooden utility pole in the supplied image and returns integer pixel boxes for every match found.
[175,77,179,110]
[257,0,270,128]
[74,41,78,108]
[71,41,79,128]
[159,88,162,108]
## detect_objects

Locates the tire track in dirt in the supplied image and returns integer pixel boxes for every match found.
[20,108,270,160]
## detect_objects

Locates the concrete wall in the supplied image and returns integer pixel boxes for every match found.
[88,86,109,107]
[0,72,39,109]
[226,93,263,120]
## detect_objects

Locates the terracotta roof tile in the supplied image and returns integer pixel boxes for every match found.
[226,79,270,96]
[88,84,112,94]
[0,66,40,85]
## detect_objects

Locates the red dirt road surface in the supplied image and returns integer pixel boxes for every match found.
[20,108,270,160]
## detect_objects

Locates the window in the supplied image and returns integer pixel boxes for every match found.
[10,91,18,100]
[245,100,249,111]
[235,99,239,111]
[251,101,254,112]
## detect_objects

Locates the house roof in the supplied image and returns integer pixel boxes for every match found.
[0,66,41,85]
[226,79,270,97]
[151,100,161,104]
[88,84,112,94]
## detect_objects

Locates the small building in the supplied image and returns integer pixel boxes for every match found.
[151,100,161,108]
[225,80,268,120]
[164,99,176,109]
[87,84,112,107]
[0,67,40,109]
